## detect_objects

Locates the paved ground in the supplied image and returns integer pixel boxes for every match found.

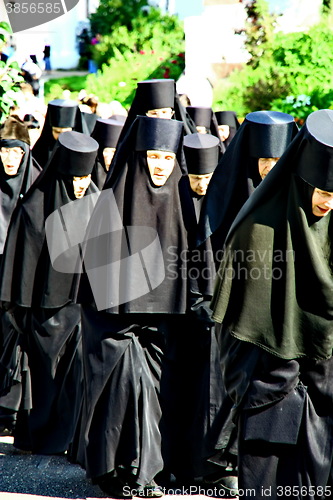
[0,435,225,500]
[0,434,105,499]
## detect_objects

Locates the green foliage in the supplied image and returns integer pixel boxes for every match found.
[213,2,333,121]
[90,0,149,36]
[238,0,278,69]
[45,4,185,109]
[44,75,88,102]
[0,22,24,124]
[91,7,184,68]
[44,51,185,109]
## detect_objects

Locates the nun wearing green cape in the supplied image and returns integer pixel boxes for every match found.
[210,109,333,498]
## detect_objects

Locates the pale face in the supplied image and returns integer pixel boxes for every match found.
[0,146,25,175]
[258,157,280,179]
[52,126,72,141]
[218,124,230,141]
[196,126,207,134]
[73,174,91,199]
[188,173,213,196]
[146,107,174,119]
[312,188,333,217]
[103,147,116,171]
[146,150,176,186]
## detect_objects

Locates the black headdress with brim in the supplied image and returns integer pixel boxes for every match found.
[186,106,212,129]
[48,99,79,128]
[135,79,175,110]
[296,110,333,191]
[135,115,183,153]
[183,133,219,175]
[246,110,296,158]
[214,111,240,129]
[91,118,123,150]
[57,131,98,176]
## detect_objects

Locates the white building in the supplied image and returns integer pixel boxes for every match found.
[2,0,98,69]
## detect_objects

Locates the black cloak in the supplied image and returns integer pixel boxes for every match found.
[72,116,204,491]
[0,131,99,454]
[210,109,333,497]
[0,116,41,430]
[197,110,299,266]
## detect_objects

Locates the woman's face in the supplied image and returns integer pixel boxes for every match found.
[258,157,280,179]
[218,124,230,141]
[73,174,91,198]
[188,173,213,196]
[146,150,176,186]
[52,126,72,141]
[103,147,116,171]
[146,108,174,119]
[0,146,25,175]
[312,188,333,217]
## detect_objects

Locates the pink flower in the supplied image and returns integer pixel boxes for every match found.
[139,50,145,55]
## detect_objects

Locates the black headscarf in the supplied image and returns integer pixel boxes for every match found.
[211,109,333,361]
[0,116,41,255]
[184,133,220,220]
[197,110,299,261]
[0,131,99,309]
[77,115,199,314]
[214,110,240,148]
[90,118,123,189]
[32,99,89,169]
[186,106,225,156]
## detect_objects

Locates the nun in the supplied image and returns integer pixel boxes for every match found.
[214,110,240,149]
[90,117,123,189]
[0,115,41,433]
[197,110,299,269]
[72,115,204,497]
[167,132,227,484]
[0,131,99,454]
[211,109,333,499]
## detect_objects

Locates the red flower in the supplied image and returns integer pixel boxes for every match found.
[171,60,177,64]
[139,50,145,55]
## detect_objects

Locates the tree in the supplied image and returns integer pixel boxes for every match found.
[0,22,24,124]
[89,0,149,36]
[213,0,333,120]
[237,0,278,69]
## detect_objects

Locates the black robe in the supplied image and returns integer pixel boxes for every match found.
[211,113,333,498]
[0,139,41,430]
[71,118,205,488]
[0,141,99,453]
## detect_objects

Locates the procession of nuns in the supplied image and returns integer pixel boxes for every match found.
[1,78,333,500]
